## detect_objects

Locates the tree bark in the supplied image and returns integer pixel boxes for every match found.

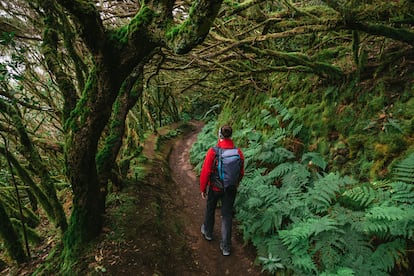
[0,101,67,232]
[0,201,27,263]
[96,62,146,203]
[0,147,52,220]
[346,21,414,46]
[40,0,225,268]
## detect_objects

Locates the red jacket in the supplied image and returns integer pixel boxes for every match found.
[199,138,245,193]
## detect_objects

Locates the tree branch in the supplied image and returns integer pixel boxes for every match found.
[346,21,414,46]
[55,0,106,55]
[166,0,224,54]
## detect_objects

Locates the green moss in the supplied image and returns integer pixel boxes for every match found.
[335,104,357,135]
[63,69,97,132]
[347,134,365,158]
[108,26,129,46]
[370,158,387,179]
[373,143,390,159]
[367,94,385,111]
[166,20,191,40]
[128,6,154,36]
[104,193,138,241]
[108,6,154,45]
[96,96,125,172]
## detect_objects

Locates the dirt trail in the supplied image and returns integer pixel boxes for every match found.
[6,122,262,276]
[169,122,261,275]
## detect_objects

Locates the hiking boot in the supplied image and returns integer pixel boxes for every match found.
[220,243,231,256]
[201,224,212,241]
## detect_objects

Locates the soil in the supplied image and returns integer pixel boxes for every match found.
[3,121,262,275]
[168,121,261,276]
[91,121,262,275]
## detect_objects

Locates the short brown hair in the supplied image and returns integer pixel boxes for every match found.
[220,125,232,138]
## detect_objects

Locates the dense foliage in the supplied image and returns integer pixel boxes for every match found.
[1,0,414,274]
[1,0,225,272]
[190,99,414,275]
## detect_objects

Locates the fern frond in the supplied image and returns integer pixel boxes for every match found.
[245,197,263,209]
[367,205,406,221]
[266,97,292,122]
[389,181,414,204]
[257,147,294,165]
[342,185,378,208]
[291,124,303,137]
[279,216,341,254]
[264,234,292,263]
[302,151,327,170]
[261,110,281,128]
[292,253,318,274]
[280,163,311,189]
[364,204,414,238]
[242,143,263,169]
[307,173,343,213]
[369,239,406,273]
[313,231,346,272]
[266,162,295,181]
[262,204,284,233]
[392,153,414,184]
[337,226,378,275]
[320,267,355,276]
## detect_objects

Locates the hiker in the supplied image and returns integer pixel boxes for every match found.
[199,125,244,256]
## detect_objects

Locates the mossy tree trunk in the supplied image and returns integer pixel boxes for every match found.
[96,63,145,197]
[0,201,27,264]
[0,147,52,219]
[0,100,67,232]
[37,0,224,268]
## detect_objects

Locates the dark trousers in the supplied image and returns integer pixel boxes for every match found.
[203,185,237,249]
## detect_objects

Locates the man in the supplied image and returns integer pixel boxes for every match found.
[199,125,245,256]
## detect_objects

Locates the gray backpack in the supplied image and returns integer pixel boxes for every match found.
[210,146,241,191]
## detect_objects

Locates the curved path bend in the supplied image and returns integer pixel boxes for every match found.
[169,122,261,275]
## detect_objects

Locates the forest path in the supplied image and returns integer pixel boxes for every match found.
[169,121,261,275]
[7,121,263,275]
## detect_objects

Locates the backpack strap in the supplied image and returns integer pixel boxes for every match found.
[212,146,221,172]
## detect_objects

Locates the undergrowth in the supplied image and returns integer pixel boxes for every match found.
[190,98,414,275]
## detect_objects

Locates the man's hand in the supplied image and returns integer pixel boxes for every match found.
[201,192,207,199]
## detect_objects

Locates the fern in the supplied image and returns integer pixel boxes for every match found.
[389,181,414,204]
[261,109,281,128]
[257,146,295,165]
[313,231,347,272]
[342,185,379,208]
[261,203,284,233]
[302,151,327,170]
[363,204,414,238]
[279,216,341,254]
[266,97,292,123]
[392,152,414,184]
[367,205,407,221]
[199,101,414,275]
[245,197,264,209]
[280,162,311,190]
[336,226,376,275]
[292,124,303,137]
[291,253,318,274]
[307,173,343,214]
[320,267,355,276]
[266,162,295,181]
[368,239,406,273]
